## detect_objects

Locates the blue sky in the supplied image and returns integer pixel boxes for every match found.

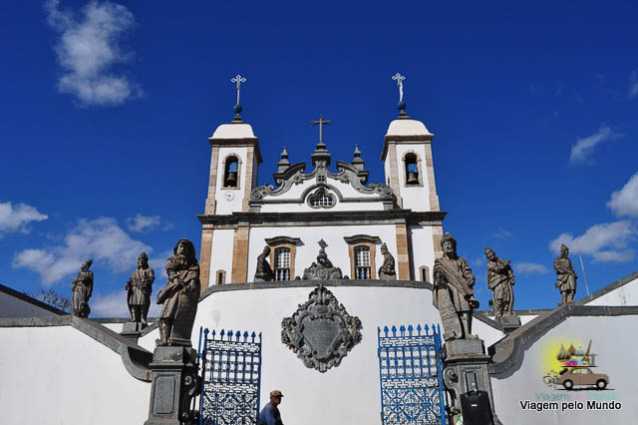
[1,0,637,316]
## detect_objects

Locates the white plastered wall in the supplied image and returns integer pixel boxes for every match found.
[585,276,638,306]
[0,326,149,425]
[246,224,397,280]
[140,285,444,425]
[214,146,249,215]
[519,314,541,325]
[473,319,505,347]
[492,315,638,425]
[409,225,436,282]
[100,322,124,333]
[209,228,235,284]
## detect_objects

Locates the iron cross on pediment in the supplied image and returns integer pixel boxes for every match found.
[312,115,331,144]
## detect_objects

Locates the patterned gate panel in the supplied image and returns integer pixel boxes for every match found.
[198,328,262,425]
[377,324,447,425]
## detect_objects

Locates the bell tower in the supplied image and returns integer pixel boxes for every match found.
[382,74,440,213]
[203,119,261,216]
[203,74,261,216]
[200,75,261,291]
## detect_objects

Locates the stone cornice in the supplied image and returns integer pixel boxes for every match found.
[199,279,434,301]
[0,282,67,316]
[198,210,446,227]
[265,236,303,246]
[343,234,382,245]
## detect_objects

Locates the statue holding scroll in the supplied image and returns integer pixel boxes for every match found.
[433,234,479,341]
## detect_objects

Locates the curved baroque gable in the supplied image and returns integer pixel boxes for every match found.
[250,162,395,211]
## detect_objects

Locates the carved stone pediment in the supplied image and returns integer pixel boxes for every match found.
[281,285,362,373]
[249,160,395,206]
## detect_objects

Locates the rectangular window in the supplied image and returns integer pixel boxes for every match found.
[355,246,371,280]
[275,248,291,281]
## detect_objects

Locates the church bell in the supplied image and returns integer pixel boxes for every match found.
[406,171,419,185]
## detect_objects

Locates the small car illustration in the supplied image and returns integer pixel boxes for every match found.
[558,368,609,390]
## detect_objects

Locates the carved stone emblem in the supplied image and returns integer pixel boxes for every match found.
[281,284,362,373]
[302,239,343,280]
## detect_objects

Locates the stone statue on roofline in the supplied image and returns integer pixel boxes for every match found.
[156,239,200,347]
[485,247,521,331]
[125,252,154,327]
[554,243,577,305]
[433,233,479,341]
[71,259,93,318]
[378,243,396,280]
[485,248,514,318]
[302,239,343,280]
[254,246,275,282]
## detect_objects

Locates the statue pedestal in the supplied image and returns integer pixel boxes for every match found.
[443,339,501,425]
[498,314,521,334]
[121,321,145,339]
[144,346,199,425]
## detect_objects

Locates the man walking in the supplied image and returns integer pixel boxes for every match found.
[259,390,284,425]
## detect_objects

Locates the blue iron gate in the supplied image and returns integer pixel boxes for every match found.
[377,324,447,425]
[197,328,262,425]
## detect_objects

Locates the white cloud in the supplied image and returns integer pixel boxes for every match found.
[492,227,513,240]
[92,287,162,318]
[592,250,635,263]
[149,249,173,280]
[515,262,550,275]
[91,290,129,317]
[549,221,636,263]
[608,172,638,218]
[13,217,151,284]
[0,201,48,235]
[127,214,161,233]
[569,126,619,165]
[45,0,139,106]
[629,71,638,99]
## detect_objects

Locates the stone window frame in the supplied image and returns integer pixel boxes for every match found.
[265,236,302,281]
[215,269,226,285]
[344,235,381,280]
[306,186,337,209]
[402,151,423,187]
[419,265,430,283]
[222,154,242,190]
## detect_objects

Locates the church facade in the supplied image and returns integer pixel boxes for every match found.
[198,110,443,289]
[0,91,637,425]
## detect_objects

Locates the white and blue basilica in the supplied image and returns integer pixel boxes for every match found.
[1,77,637,425]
